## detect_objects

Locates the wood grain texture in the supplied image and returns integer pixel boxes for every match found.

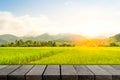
[0,65,120,80]
[0,65,20,80]
[100,65,120,75]
[74,65,94,80]
[87,65,112,80]
[8,65,33,80]
[0,65,8,70]
[111,65,120,70]
[61,65,78,80]
[43,65,60,80]
[26,65,46,80]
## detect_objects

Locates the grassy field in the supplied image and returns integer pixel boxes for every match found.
[0,47,120,64]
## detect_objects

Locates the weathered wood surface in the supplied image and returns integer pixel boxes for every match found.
[87,65,112,80]
[61,65,78,80]
[0,65,20,80]
[26,65,46,80]
[8,65,33,80]
[0,65,120,80]
[43,65,60,80]
[100,65,120,80]
[74,65,94,80]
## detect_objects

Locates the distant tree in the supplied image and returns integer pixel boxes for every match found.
[0,44,5,47]
[0,39,74,47]
[9,42,14,47]
[110,42,119,47]
[19,39,24,44]
[52,42,56,47]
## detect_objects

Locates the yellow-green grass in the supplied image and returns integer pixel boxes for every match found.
[0,47,120,64]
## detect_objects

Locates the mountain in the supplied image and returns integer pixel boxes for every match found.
[0,34,19,43]
[110,34,120,42]
[22,33,56,41]
[23,33,86,41]
[104,33,120,46]
[36,33,55,41]
[2,33,120,46]
[0,33,86,44]
[0,39,8,44]
[107,33,120,44]
[36,33,86,41]
[54,33,86,41]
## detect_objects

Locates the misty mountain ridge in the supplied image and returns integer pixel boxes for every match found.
[0,33,86,44]
[0,33,120,44]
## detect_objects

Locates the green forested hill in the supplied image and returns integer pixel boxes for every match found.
[107,33,120,46]
[0,39,8,44]
[0,33,86,44]
[0,34,19,42]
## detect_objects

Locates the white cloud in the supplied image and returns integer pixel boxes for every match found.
[0,4,120,37]
[0,12,58,36]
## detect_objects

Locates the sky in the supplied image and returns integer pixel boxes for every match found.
[0,0,120,37]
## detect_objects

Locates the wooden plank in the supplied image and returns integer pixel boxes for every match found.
[43,65,60,80]
[61,65,78,80]
[100,65,120,80]
[8,65,33,80]
[100,65,120,74]
[87,65,112,80]
[0,65,8,70]
[74,65,94,80]
[111,65,120,70]
[26,65,46,80]
[111,65,120,80]
[0,65,20,80]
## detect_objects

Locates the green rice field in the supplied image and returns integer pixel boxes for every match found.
[0,47,120,64]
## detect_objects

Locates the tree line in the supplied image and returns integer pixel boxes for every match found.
[0,39,74,47]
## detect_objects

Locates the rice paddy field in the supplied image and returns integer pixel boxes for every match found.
[0,47,120,64]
